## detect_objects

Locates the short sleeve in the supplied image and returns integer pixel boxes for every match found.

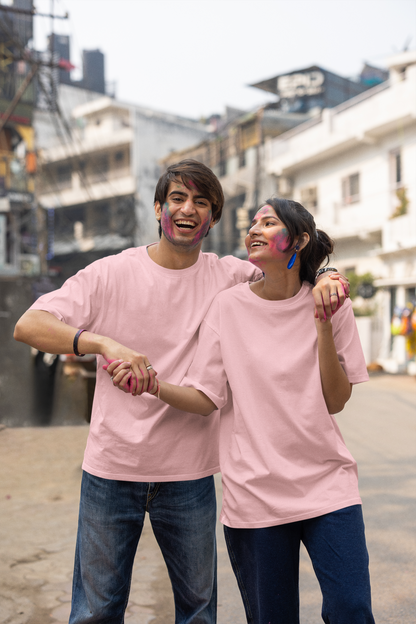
[331,299,369,384]
[183,309,229,410]
[219,255,262,285]
[30,261,104,331]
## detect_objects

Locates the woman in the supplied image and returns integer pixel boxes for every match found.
[112,198,375,624]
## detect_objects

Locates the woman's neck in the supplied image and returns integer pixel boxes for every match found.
[250,264,302,301]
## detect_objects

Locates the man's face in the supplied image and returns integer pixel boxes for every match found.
[155,178,214,250]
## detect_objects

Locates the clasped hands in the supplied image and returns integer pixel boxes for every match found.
[103,352,158,396]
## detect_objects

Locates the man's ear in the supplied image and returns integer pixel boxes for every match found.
[154,201,162,221]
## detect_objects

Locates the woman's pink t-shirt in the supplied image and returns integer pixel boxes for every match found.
[183,282,369,528]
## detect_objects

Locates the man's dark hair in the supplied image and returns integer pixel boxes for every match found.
[154,160,224,238]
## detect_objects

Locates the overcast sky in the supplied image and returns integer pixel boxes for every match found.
[31,0,416,120]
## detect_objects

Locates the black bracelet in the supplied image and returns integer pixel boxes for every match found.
[315,266,338,279]
[73,329,86,357]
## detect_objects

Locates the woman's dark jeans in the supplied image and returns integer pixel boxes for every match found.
[224,505,375,624]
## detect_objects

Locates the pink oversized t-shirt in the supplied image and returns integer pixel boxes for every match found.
[30,245,260,481]
[183,281,369,528]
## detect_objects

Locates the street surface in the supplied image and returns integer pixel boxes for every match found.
[0,373,415,623]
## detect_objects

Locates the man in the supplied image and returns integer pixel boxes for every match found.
[14,160,347,623]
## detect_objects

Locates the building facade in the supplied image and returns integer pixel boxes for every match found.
[162,64,386,258]
[264,51,416,373]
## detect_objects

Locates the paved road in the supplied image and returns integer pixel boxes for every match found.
[0,374,415,623]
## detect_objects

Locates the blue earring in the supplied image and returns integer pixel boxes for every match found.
[287,245,299,269]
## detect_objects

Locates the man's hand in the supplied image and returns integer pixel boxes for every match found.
[102,341,157,396]
[313,272,350,321]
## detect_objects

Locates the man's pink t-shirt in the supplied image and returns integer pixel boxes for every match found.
[30,245,259,481]
[183,282,369,528]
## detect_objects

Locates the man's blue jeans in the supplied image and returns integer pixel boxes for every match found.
[69,471,217,624]
[224,505,375,624]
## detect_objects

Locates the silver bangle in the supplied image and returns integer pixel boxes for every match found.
[315,267,338,280]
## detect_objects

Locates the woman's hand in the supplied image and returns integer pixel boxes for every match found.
[313,272,350,321]
[103,355,157,396]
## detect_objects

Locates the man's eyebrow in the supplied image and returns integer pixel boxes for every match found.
[168,190,209,201]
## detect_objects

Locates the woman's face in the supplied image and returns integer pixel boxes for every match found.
[245,205,291,267]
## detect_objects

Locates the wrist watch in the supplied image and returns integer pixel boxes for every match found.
[315,266,338,279]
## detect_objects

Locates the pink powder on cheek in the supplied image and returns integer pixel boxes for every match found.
[191,210,212,246]
[268,228,290,257]
[161,202,175,240]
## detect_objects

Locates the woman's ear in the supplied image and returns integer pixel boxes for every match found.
[298,232,310,251]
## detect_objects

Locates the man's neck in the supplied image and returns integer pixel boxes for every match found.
[147,237,202,270]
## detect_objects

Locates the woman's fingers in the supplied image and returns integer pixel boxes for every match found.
[105,358,158,396]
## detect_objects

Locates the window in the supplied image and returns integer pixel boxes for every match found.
[56,164,72,184]
[92,155,109,173]
[390,149,407,217]
[300,186,318,212]
[342,173,360,205]
[240,121,257,151]
[85,202,110,236]
[390,149,402,187]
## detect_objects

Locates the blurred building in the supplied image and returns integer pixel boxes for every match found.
[264,50,416,374]
[162,64,386,258]
[35,87,210,281]
[251,64,387,114]
[47,34,108,96]
[0,0,38,277]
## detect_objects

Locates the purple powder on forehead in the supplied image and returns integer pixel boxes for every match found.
[188,179,199,191]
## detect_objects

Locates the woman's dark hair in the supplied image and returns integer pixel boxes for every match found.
[262,197,334,285]
[154,160,224,238]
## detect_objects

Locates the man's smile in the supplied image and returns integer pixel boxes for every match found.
[174,219,198,231]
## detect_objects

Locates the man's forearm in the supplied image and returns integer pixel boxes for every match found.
[14,309,157,393]
[14,309,106,356]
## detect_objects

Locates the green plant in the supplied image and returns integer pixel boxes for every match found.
[345,271,377,301]
[390,187,409,219]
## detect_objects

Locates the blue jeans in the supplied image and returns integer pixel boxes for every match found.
[224,505,375,624]
[69,471,217,624]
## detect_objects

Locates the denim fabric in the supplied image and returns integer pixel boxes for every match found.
[69,471,217,624]
[224,505,375,624]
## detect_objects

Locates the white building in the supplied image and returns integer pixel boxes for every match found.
[265,51,416,374]
[35,84,209,278]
